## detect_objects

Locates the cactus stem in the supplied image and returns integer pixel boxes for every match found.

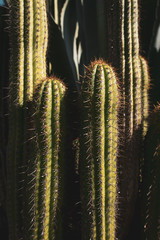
[80,60,119,240]
[33,78,66,240]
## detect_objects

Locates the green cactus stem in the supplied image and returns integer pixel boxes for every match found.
[80,59,119,240]
[32,77,66,240]
[7,0,48,239]
[142,104,160,239]
[9,0,48,104]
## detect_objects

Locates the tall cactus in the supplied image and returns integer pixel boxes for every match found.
[117,1,150,237]
[31,77,66,240]
[2,0,152,239]
[7,0,48,239]
[80,60,119,240]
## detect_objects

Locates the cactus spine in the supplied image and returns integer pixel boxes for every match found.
[33,78,66,240]
[7,0,48,239]
[80,60,119,240]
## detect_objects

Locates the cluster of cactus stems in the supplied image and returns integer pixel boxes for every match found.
[1,0,155,239]
[7,0,67,239]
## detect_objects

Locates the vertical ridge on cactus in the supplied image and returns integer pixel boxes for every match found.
[119,0,125,83]
[124,0,133,137]
[24,0,34,102]
[131,0,142,129]
[140,56,150,137]
[80,60,119,240]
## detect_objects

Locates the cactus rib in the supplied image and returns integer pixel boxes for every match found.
[140,56,150,137]
[131,0,142,129]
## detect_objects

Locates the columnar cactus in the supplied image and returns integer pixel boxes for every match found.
[117,1,150,237]
[1,0,152,239]
[121,0,142,139]
[32,77,66,240]
[80,60,119,240]
[7,0,48,239]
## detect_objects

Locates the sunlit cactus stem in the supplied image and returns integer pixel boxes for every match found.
[32,78,66,240]
[7,0,48,239]
[80,60,119,240]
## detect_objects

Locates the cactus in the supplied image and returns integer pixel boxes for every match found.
[80,59,119,240]
[7,0,48,239]
[0,0,153,239]
[117,1,149,237]
[31,77,66,240]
